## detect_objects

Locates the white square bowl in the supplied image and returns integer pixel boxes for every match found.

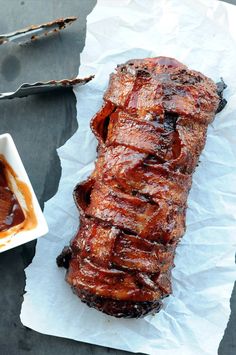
[0,133,48,253]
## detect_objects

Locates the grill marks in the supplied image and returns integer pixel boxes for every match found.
[112,233,174,273]
[106,111,181,161]
[59,56,222,318]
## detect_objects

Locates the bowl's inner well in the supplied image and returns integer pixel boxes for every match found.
[0,154,38,247]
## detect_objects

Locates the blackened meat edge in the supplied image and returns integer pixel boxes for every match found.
[57,57,226,318]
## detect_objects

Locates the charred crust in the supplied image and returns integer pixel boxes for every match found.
[57,57,227,318]
[73,288,162,318]
[216,78,227,113]
[216,78,227,95]
[216,98,227,113]
[164,111,179,132]
[56,246,72,269]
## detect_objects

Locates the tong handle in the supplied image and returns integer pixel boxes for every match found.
[0,76,94,100]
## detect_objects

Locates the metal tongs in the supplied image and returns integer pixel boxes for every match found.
[0,16,77,46]
[0,76,94,100]
[0,16,94,99]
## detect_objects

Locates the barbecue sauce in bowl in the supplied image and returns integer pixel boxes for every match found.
[0,161,25,231]
[0,155,37,246]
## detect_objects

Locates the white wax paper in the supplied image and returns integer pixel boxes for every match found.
[21,1,236,354]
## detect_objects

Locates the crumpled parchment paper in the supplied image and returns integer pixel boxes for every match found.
[21,1,236,354]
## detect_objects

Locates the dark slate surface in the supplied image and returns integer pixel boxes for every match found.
[0,1,235,355]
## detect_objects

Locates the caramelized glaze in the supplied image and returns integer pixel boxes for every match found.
[57,57,225,318]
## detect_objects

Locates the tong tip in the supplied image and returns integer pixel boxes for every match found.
[41,16,78,29]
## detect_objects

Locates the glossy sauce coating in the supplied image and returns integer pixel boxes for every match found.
[58,57,222,318]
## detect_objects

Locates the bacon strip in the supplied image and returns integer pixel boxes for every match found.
[57,56,224,318]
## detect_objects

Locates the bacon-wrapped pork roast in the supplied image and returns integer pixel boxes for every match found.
[57,57,226,318]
